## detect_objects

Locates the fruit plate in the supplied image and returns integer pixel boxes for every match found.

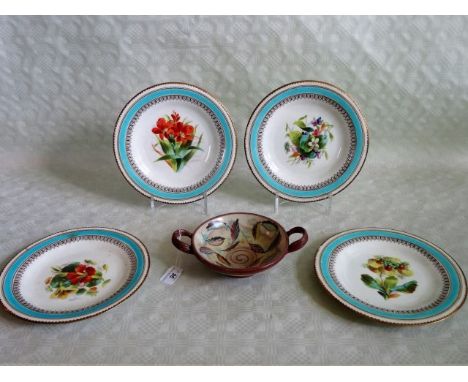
[245,80,368,202]
[0,227,150,323]
[114,82,237,204]
[315,228,467,325]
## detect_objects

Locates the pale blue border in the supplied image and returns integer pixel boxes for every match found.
[319,230,461,320]
[2,229,147,320]
[117,87,234,199]
[249,85,365,198]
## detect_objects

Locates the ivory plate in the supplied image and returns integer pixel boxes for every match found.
[114,82,236,203]
[245,80,368,202]
[0,227,149,323]
[315,228,466,325]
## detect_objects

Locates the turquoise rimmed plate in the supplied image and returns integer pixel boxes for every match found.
[245,80,368,202]
[0,227,150,323]
[114,82,237,204]
[315,228,467,325]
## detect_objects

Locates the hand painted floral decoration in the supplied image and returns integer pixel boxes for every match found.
[284,115,334,167]
[361,256,418,300]
[45,260,110,299]
[151,111,203,172]
[199,219,281,268]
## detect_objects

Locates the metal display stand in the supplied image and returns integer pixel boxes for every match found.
[150,192,209,215]
[274,194,333,216]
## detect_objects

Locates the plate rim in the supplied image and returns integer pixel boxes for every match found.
[314,227,467,325]
[113,82,237,204]
[244,80,369,202]
[0,227,150,324]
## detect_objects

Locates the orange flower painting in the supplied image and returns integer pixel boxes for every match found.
[151,111,203,172]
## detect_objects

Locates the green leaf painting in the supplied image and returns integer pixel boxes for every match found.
[361,274,381,290]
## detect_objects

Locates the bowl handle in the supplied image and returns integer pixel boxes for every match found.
[171,229,194,254]
[286,227,308,253]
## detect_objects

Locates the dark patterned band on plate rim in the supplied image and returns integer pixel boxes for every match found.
[258,93,357,191]
[126,95,225,193]
[11,236,137,315]
[329,236,450,314]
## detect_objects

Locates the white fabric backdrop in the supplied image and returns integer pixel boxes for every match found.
[0,16,467,365]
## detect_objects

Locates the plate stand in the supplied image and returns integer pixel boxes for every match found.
[150,192,209,215]
[274,194,333,216]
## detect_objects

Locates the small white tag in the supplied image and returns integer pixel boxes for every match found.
[160,266,183,285]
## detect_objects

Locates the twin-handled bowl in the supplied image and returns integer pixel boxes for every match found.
[172,212,308,277]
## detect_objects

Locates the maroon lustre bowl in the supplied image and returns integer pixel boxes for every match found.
[171,212,308,277]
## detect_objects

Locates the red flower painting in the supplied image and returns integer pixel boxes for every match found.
[151,111,203,172]
[45,260,110,299]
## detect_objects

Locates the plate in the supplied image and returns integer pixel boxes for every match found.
[315,228,467,325]
[114,82,237,203]
[245,80,368,202]
[0,227,150,323]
